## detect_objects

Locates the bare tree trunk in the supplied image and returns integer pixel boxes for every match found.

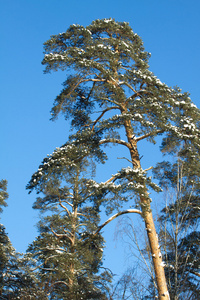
[68,176,79,296]
[144,211,169,299]
[123,117,170,300]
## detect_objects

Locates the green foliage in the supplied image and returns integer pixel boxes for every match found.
[0,181,41,299]
[27,134,107,194]
[27,143,112,299]
[40,18,200,216]
[0,180,8,212]
[17,18,200,298]
[42,19,200,151]
[0,179,10,295]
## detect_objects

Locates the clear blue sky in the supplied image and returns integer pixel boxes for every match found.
[1,0,200,279]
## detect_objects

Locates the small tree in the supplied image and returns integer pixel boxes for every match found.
[27,142,112,299]
[0,180,45,299]
[40,18,200,299]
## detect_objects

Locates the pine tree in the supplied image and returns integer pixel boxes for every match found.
[0,180,46,299]
[0,180,9,293]
[27,143,112,299]
[0,179,17,298]
[39,18,200,299]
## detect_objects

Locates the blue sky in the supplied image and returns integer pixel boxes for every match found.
[1,0,200,279]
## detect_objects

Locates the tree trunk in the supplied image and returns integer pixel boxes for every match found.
[124,118,170,300]
[144,211,169,299]
[68,204,77,297]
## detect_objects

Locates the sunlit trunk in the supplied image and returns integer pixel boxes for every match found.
[124,117,170,300]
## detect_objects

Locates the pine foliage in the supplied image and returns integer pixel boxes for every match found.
[27,144,111,299]
[40,18,200,213]
[39,18,200,298]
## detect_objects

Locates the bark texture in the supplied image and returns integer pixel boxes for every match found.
[125,120,170,299]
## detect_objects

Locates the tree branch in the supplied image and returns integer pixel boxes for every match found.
[50,280,69,288]
[94,209,142,235]
[136,130,164,142]
[92,106,119,131]
[50,226,73,243]
[99,138,131,149]
[59,197,71,216]
[189,271,200,278]
[121,81,137,94]
[117,156,133,164]
[58,75,105,110]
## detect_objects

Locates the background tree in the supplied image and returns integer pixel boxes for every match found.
[40,18,200,299]
[109,267,152,300]
[109,148,200,299]
[0,179,10,297]
[0,180,46,299]
[0,180,9,266]
[108,213,158,300]
[27,142,112,299]
[153,152,200,299]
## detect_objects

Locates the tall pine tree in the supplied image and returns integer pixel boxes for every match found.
[39,18,200,299]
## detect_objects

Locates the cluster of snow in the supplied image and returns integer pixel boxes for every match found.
[182,117,197,132]
[45,53,66,61]
[130,69,154,82]
[134,113,143,119]
[167,116,200,143]
[88,43,116,55]
[160,261,166,267]
[97,44,109,49]
[86,179,121,191]
[86,29,92,35]
[78,48,85,55]
[190,102,197,108]
[121,41,129,48]
[129,69,169,89]
[110,112,134,122]
[79,58,93,67]
[151,102,163,110]
[103,19,113,23]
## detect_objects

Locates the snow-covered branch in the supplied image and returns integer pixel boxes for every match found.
[94,209,142,235]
